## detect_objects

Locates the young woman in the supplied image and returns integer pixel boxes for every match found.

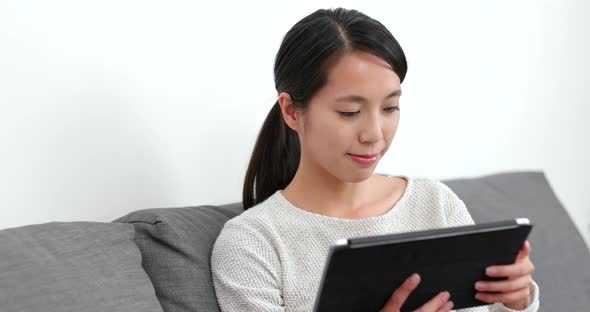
[211,7,539,312]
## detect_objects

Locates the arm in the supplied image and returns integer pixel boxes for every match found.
[210,221,285,312]
[439,181,540,312]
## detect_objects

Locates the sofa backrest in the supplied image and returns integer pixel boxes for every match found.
[445,171,590,311]
[115,171,590,312]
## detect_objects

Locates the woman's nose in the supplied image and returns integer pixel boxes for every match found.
[358,114,383,144]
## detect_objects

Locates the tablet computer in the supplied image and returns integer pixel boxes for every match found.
[312,218,533,312]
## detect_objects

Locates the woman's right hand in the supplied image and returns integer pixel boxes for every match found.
[379,273,454,312]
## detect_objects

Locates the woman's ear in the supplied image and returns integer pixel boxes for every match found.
[278,92,302,132]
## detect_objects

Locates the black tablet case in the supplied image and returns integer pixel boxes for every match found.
[313,219,533,312]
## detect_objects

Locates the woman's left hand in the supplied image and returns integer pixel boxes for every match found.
[474,240,536,310]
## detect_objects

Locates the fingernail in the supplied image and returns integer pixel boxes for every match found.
[440,291,450,301]
[406,273,419,285]
[448,300,454,308]
[486,267,497,275]
[475,282,485,290]
[475,293,483,300]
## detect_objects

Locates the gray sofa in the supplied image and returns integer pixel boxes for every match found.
[1,171,589,311]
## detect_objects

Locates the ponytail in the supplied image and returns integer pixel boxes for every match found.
[242,100,300,209]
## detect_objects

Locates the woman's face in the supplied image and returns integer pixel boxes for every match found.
[283,51,402,183]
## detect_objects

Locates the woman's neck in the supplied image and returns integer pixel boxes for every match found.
[281,159,379,217]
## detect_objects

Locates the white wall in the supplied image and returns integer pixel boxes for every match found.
[1,0,588,247]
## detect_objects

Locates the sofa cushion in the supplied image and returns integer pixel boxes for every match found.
[443,170,590,311]
[114,203,242,312]
[0,222,164,312]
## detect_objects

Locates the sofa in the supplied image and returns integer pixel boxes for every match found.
[1,171,589,312]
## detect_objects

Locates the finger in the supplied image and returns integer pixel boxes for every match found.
[381,273,420,311]
[475,275,532,292]
[475,285,531,304]
[415,291,450,312]
[516,240,531,261]
[435,300,454,312]
[486,259,535,278]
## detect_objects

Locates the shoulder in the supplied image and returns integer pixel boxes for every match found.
[379,174,452,192]
[210,197,284,309]
[405,176,460,201]
[403,175,473,226]
[409,176,474,226]
[223,191,284,232]
[212,191,285,253]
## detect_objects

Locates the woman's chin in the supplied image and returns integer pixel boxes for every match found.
[344,168,376,183]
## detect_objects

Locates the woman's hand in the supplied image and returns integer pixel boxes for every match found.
[474,240,536,310]
[380,273,454,312]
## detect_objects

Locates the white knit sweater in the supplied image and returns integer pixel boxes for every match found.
[211,176,540,312]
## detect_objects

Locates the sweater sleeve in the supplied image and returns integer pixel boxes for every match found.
[439,181,540,312]
[210,220,285,312]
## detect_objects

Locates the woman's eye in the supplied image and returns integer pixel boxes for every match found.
[339,107,399,118]
[338,111,359,118]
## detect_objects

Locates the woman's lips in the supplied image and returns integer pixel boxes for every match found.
[348,153,378,165]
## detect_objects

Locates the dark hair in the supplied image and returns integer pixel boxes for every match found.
[243,7,407,209]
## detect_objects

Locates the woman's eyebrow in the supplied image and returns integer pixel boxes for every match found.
[334,89,402,104]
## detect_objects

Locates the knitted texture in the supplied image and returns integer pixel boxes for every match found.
[211,176,540,312]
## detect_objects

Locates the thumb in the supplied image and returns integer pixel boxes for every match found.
[516,240,531,261]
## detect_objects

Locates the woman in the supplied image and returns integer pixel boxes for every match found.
[211,7,539,312]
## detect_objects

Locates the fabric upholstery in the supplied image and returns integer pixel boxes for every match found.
[114,203,242,312]
[0,222,164,312]
[444,170,590,311]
